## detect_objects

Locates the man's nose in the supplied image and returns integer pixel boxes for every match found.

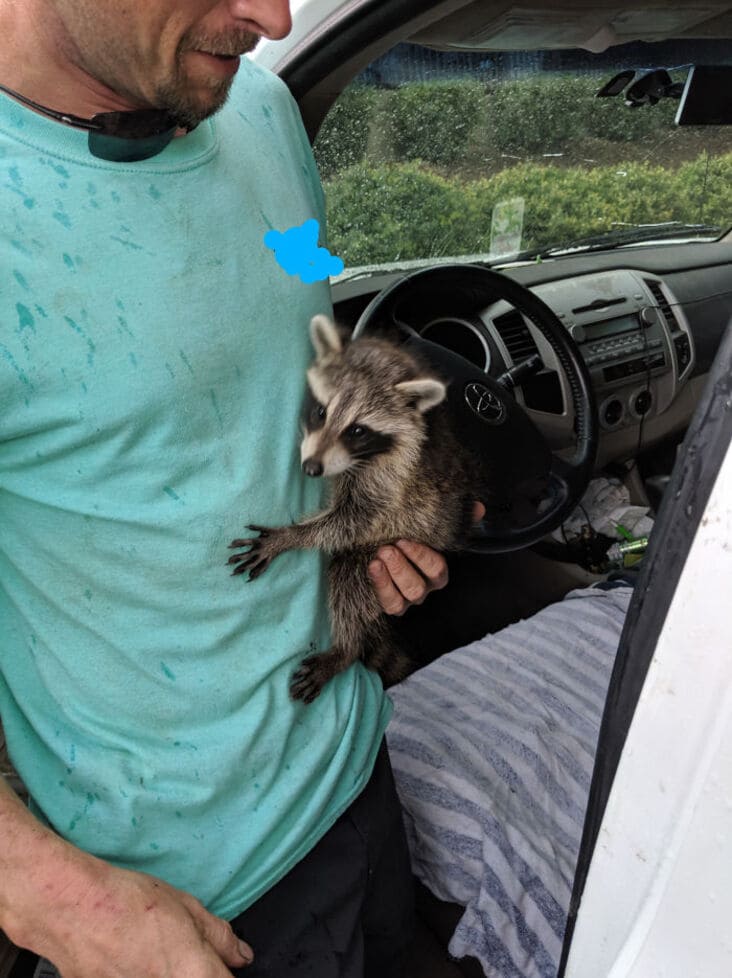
[228,0,292,40]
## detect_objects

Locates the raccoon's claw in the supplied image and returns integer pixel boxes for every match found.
[290,653,335,704]
[228,525,276,580]
[228,525,269,549]
[228,551,272,580]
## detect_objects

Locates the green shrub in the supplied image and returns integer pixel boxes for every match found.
[464,161,689,251]
[324,162,467,266]
[674,153,732,226]
[584,88,677,142]
[483,74,678,155]
[484,76,589,155]
[313,86,379,179]
[381,81,486,166]
[324,153,732,268]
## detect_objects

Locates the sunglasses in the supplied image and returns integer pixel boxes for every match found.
[0,83,188,162]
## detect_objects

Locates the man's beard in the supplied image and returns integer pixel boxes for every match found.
[154,28,260,129]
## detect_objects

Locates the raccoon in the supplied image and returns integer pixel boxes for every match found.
[228,314,484,703]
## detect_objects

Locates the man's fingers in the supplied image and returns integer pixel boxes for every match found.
[473,501,486,522]
[370,542,451,616]
[379,545,433,605]
[186,898,253,967]
[368,557,408,616]
[394,540,449,590]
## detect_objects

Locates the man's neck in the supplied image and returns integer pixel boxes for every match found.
[0,0,140,118]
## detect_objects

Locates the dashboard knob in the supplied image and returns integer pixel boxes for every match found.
[640,306,658,327]
[569,324,586,343]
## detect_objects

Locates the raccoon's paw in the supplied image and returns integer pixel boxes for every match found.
[228,525,280,580]
[290,652,339,704]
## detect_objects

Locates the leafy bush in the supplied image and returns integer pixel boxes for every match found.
[483,75,677,155]
[381,81,486,166]
[325,162,467,266]
[484,76,589,154]
[313,86,379,178]
[464,161,690,251]
[674,153,732,226]
[584,87,677,142]
[324,153,732,267]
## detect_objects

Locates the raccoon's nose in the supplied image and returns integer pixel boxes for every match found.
[303,458,324,478]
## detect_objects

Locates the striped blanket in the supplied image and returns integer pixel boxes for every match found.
[386,584,632,978]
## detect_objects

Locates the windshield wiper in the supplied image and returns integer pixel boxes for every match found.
[511,222,722,262]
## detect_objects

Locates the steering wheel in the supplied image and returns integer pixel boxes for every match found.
[352,264,599,553]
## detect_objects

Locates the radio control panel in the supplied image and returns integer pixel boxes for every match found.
[493,268,695,433]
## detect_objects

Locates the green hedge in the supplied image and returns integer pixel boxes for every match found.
[325,154,732,267]
[324,162,467,266]
[313,75,685,177]
[313,86,380,179]
[380,81,486,166]
[483,75,676,154]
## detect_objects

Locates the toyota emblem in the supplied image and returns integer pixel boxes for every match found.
[464,382,506,424]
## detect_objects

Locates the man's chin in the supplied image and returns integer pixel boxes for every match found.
[157,78,234,129]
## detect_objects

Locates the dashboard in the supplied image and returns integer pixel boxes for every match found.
[332,241,732,468]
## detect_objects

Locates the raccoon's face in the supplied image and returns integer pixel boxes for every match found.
[300,315,446,479]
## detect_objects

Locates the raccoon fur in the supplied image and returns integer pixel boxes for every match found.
[229,314,484,703]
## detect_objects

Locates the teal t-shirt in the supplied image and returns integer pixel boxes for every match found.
[0,60,390,919]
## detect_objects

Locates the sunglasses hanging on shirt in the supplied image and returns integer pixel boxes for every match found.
[0,82,191,161]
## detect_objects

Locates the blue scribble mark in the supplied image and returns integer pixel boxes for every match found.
[160,661,176,681]
[264,219,344,283]
[163,486,182,502]
[13,270,29,290]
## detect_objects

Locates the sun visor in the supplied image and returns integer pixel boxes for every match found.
[411,3,732,52]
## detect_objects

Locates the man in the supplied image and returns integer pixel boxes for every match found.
[0,2,453,976]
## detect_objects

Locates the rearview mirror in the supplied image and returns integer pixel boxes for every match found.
[676,65,732,125]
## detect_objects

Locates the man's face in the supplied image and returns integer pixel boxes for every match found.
[49,0,293,126]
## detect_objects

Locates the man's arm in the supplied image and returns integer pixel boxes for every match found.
[0,776,253,978]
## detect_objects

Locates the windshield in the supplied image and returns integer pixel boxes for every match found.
[313,39,732,273]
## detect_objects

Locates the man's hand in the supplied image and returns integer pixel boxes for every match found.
[369,502,485,616]
[1,799,253,978]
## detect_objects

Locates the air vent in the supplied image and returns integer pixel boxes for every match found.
[493,309,540,363]
[644,279,680,330]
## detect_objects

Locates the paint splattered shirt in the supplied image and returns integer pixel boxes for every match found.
[0,59,390,919]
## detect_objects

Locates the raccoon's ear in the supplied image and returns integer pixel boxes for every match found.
[310,315,343,360]
[395,378,447,413]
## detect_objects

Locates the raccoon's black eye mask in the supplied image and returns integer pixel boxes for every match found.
[343,424,395,460]
[303,393,327,429]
